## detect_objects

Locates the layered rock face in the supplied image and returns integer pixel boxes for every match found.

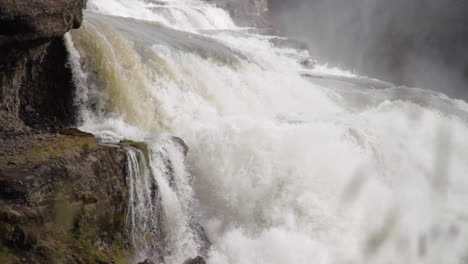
[0,0,86,133]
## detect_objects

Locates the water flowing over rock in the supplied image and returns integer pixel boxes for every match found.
[125,137,211,264]
[2,0,468,264]
[0,1,140,263]
[68,0,468,263]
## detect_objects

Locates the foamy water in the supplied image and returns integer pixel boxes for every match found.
[66,0,468,263]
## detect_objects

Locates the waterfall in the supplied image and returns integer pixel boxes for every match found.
[66,0,468,263]
[126,148,163,260]
[125,136,200,263]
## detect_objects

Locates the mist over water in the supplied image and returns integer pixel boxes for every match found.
[66,0,468,263]
[269,0,468,100]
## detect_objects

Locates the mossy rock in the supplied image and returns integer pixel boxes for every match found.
[120,140,150,161]
[60,128,95,138]
[0,135,99,169]
[0,246,19,264]
[120,140,148,153]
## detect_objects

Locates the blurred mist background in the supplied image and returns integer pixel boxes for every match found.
[269,0,468,100]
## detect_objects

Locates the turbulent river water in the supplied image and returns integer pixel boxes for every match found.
[65,0,468,263]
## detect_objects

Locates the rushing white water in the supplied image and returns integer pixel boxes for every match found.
[66,0,468,263]
[126,148,161,259]
[125,136,200,264]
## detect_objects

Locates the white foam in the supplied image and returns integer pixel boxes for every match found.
[68,0,468,263]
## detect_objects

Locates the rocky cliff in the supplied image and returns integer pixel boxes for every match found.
[0,130,130,264]
[0,1,135,263]
[0,0,86,134]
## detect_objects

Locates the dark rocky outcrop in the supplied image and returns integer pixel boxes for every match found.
[0,0,86,134]
[0,38,77,133]
[0,1,135,263]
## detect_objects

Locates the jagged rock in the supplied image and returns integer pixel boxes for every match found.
[183,256,207,264]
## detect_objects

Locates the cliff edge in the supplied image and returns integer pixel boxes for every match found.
[0,0,86,134]
[0,1,134,263]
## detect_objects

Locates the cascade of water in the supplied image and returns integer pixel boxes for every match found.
[126,148,165,261]
[125,136,201,263]
[67,0,468,263]
[146,136,199,264]
[87,0,238,31]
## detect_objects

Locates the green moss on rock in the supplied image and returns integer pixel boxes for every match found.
[0,141,132,264]
[60,128,95,138]
[120,140,148,153]
[0,198,131,264]
[120,140,150,161]
[0,135,98,169]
